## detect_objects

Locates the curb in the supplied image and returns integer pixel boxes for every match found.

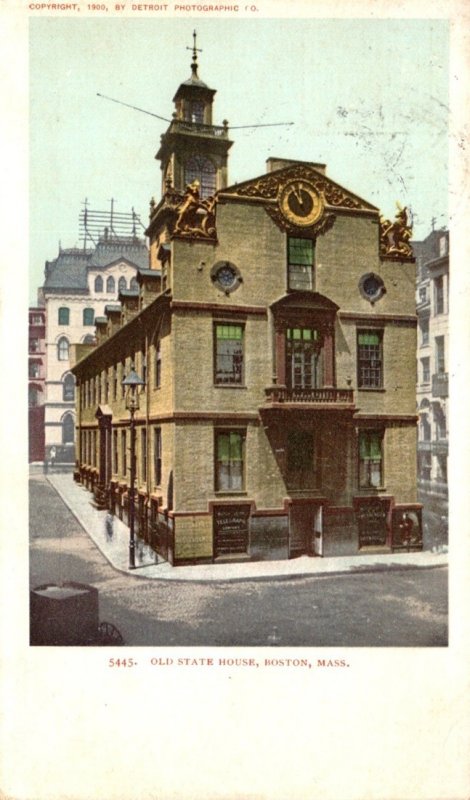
[43,475,448,585]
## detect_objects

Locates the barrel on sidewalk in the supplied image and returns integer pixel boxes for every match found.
[30,582,99,646]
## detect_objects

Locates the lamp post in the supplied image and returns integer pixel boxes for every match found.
[122,365,145,569]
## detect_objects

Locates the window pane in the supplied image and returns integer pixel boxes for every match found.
[215,325,243,384]
[288,238,313,265]
[216,431,244,491]
[358,330,383,388]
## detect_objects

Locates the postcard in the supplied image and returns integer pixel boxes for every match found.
[1,1,469,798]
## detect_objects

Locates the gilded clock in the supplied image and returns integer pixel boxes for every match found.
[279,180,323,227]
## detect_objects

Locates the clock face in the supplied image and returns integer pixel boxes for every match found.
[280,180,323,227]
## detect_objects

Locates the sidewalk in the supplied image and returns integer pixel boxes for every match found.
[45,473,448,583]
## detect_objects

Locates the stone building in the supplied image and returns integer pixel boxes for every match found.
[28,305,46,462]
[41,225,148,465]
[71,48,421,565]
[413,227,449,544]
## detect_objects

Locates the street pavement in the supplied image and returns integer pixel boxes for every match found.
[44,472,447,582]
[29,473,448,646]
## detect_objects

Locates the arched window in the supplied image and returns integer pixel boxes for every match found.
[118,277,127,293]
[62,413,75,445]
[130,277,138,291]
[189,102,204,123]
[184,155,216,199]
[58,307,70,325]
[94,276,103,293]
[63,373,75,401]
[58,336,69,361]
[106,276,115,293]
[83,308,94,326]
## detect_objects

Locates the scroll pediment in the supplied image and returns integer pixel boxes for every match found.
[220,164,378,213]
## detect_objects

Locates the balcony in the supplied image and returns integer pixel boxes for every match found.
[432,372,448,398]
[263,385,355,409]
[168,119,229,140]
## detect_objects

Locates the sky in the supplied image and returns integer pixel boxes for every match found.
[29,16,449,302]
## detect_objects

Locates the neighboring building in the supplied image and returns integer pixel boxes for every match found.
[72,47,421,566]
[42,222,148,465]
[28,305,46,462]
[413,228,449,543]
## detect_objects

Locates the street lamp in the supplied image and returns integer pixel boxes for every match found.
[122,364,145,569]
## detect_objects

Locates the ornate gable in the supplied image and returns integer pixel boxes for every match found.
[218,163,378,237]
[220,164,377,210]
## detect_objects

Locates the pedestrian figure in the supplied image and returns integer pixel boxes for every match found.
[49,446,56,473]
[399,512,414,549]
[105,512,114,542]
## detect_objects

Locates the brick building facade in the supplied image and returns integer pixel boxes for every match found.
[71,49,421,565]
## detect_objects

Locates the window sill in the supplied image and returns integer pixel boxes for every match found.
[357,486,387,492]
[214,491,248,497]
[357,387,386,393]
[213,384,247,389]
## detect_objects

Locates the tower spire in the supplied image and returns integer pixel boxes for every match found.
[186,29,202,79]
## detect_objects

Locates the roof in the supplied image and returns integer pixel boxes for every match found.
[42,237,149,292]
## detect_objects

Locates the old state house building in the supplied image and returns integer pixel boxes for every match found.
[71,49,422,566]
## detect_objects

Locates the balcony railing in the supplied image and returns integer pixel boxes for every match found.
[264,386,354,405]
[169,119,229,139]
[432,372,448,398]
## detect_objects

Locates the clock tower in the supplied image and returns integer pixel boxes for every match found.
[156,32,233,199]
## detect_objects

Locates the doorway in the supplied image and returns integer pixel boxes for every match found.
[288,502,323,558]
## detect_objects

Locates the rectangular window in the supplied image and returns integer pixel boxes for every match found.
[420,318,429,346]
[421,357,430,384]
[121,430,127,477]
[419,451,432,481]
[286,327,322,389]
[121,360,126,398]
[113,430,118,474]
[287,237,314,291]
[113,367,117,400]
[359,430,383,488]
[141,428,147,482]
[214,324,244,384]
[155,342,161,388]
[418,286,427,304]
[29,338,39,353]
[154,427,162,486]
[104,369,109,403]
[435,276,444,314]
[29,362,40,378]
[357,330,383,388]
[215,430,245,492]
[435,336,445,373]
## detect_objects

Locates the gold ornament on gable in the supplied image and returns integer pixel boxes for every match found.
[379,202,414,259]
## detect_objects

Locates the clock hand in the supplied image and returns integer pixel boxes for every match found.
[292,183,303,204]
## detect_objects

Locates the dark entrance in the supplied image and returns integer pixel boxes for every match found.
[289,501,323,558]
[213,504,250,557]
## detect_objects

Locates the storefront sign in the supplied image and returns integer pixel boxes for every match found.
[174,515,213,560]
[213,505,250,556]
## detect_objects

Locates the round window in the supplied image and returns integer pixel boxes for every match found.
[210,261,242,294]
[359,273,385,303]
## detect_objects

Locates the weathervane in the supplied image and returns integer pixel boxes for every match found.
[97,33,294,132]
[187,29,202,76]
